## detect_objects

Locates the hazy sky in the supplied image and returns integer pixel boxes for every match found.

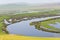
[0,0,60,4]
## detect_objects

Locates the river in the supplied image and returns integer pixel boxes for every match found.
[6,16,60,37]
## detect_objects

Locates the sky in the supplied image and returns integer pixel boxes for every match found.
[0,0,60,4]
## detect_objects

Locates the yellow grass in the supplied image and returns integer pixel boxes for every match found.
[0,34,60,40]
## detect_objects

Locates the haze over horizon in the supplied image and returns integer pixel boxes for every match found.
[0,0,60,5]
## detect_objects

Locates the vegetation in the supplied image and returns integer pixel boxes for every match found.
[41,19,60,30]
[30,18,60,32]
[0,3,60,39]
[0,9,60,35]
[0,35,60,40]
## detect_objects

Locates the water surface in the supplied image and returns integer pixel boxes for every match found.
[7,17,60,37]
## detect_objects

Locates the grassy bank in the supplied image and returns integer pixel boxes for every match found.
[41,18,60,30]
[0,34,60,40]
[30,18,60,31]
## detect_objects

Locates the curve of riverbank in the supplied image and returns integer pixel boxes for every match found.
[3,16,60,34]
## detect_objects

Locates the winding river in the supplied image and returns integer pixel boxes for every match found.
[6,16,60,37]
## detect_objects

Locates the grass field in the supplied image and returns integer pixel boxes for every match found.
[41,19,60,30]
[0,34,60,40]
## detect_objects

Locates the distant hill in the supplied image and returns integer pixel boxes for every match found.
[0,3,60,14]
[0,3,60,9]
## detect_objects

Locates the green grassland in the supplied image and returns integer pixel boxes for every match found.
[41,19,60,30]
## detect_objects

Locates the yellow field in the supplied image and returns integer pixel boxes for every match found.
[0,34,60,40]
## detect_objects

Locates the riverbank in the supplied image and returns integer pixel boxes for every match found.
[0,9,60,35]
[30,17,60,33]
